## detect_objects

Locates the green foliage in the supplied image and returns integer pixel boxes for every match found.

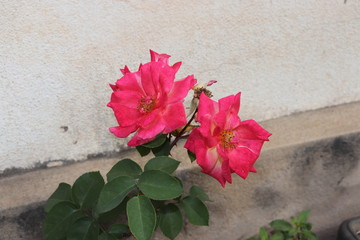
[97,199,127,223]
[159,204,183,240]
[137,170,184,200]
[246,210,318,240]
[67,217,99,240]
[151,138,171,157]
[187,150,196,162]
[259,227,269,240]
[44,153,209,240]
[135,134,172,157]
[98,232,117,240]
[106,158,142,181]
[189,185,211,202]
[107,224,129,238]
[270,220,292,232]
[72,172,104,210]
[127,195,157,240]
[43,202,83,240]
[96,176,136,214]
[181,196,209,226]
[136,145,151,157]
[144,156,180,174]
[142,134,167,148]
[44,183,72,213]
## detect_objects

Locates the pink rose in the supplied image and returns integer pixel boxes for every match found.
[184,93,271,187]
[108,50,196,146]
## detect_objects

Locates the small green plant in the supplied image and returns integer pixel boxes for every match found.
[246,210,318,240]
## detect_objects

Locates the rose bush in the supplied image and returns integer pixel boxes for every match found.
[44,50,271,240]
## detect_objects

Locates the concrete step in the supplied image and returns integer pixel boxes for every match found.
[1,101,359,240]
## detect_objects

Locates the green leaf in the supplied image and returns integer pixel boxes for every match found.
[259,227,269,240]
[43,202,83,240]
[189,185,211,202]
[174,176,183,188]
[45,183,72,213]
[99,232,117,240]
[72,171,104,210]
[142,134,167,148]
[270,231,284,240]
[127,195,156,240]
[290,216,298,226]
[297,209,311,223]
[181,196,209,226]
[98,197,128,223]
[67,217,99,240]
[187,150,196,163]
[96,176,136,214]
[144,156,180,174]
[108,224,129,238]
[288,228,298,236]
[151,199,165,210]
[136,145,151,157]
[151,138,171,157]
[270,219,293,232]
[302,222,313,230]
[106,159,142,181]
[137,170,183,200]
[301,230,317,240]
[159,204,183,240]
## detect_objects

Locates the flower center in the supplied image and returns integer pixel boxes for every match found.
[138,96,156,113]
[220,129,236,148]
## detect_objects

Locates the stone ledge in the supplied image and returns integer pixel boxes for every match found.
[1,101,359,240]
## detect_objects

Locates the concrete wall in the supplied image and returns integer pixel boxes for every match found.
[1,0,360,172]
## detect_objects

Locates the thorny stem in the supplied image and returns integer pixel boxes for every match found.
[169,108,198,151]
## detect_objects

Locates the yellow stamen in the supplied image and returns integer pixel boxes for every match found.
[138,96,156,113]
[220,130,235,148]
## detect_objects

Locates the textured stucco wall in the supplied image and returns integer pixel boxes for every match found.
[1,0,360,171]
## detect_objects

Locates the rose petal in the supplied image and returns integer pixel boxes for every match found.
[111,91,142,109]
[228,147,259,179]
[235,120,272,141]
[120,65,131,75]
[109,125,137,138]
[198,147,229,187]
[184,128,201,154]
[197,93,218,123]
[112,106,142,127]
[206,80,217,86]
[171,61,182,73]
[115,72,144,93]
[136,118,166,139]
[218,93,241,114]
[150,49,170,64]
[128,135,156,147]
[162,102,187,133]
[168,75,197,103]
